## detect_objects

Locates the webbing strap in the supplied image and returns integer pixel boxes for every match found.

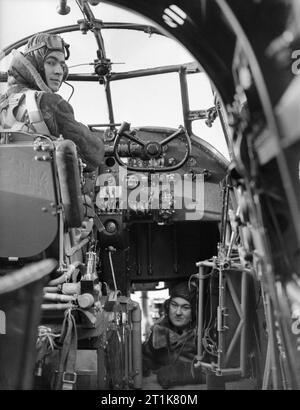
[25,90,50,135]
[0,89,50,135]
[26,90,42,123]
[56,309,78,390]
[0,92,24,129]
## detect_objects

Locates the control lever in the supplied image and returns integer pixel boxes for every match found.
[117,121,131,135]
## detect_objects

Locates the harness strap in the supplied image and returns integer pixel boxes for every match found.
[0,89,50,135]
[56,309,78,390]
[0,92,25,130]
[25,90,50,135]
[15,103,27,122]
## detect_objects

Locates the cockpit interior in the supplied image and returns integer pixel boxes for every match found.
[0,0,300,391]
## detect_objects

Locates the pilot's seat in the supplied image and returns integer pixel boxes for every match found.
[0,131,95,389]
[0,131,60,260]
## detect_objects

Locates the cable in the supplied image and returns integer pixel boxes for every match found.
[64,80,74,102]
[202,276,218,357]
[68,63,94,69]
[108,248,118,291]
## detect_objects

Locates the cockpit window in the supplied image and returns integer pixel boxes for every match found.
[59,29,189,127]
[187,73,230,159]
[60,81,108,124]
[102,30,195,72]
[0,1,229,158]
[109,73,183,128]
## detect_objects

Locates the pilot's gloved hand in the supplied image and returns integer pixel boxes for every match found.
[156,361,205,389]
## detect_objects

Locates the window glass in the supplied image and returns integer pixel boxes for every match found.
[59,81,108,125]
[102,30,194,72]
[110,73,183,128]
[187,72,230,159]
[0,0,229,158]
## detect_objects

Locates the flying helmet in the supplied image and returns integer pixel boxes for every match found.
[164,281,197,324]
[23,33,70,81]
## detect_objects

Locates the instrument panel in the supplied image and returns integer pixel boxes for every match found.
[94,126,225,225]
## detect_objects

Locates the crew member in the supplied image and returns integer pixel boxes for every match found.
[142,281,205,389]
[0,32,104,169]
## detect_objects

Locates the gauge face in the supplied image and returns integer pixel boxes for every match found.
[104,128,117,142]
[126,174,140,190]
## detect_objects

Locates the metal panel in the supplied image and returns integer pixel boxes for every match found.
[0,144,58,257]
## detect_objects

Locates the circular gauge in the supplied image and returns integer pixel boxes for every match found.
[126,174,140,190]
[104,128,117,142]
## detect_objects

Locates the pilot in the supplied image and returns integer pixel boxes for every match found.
[0,32,104,169]
[142,281,205,389]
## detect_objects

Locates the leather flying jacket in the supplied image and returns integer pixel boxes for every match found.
[142,316,197,371]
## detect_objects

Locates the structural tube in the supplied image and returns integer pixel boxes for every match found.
[131,302,142,389]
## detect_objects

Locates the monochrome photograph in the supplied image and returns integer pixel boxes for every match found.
[0,0,300,394]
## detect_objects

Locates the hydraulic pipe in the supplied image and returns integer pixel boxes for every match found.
[128,321,133,379]
[65,238,90,257]
[124,323,129,387]
[240,271,248,377]
[43,293,75,302]
[265,293,279,390]
[217,265,226,373]
[48,261,81,286]
[42,303,73,310]
[195,263,206,363]
[43,286,60,293]
[131,302,142,389]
